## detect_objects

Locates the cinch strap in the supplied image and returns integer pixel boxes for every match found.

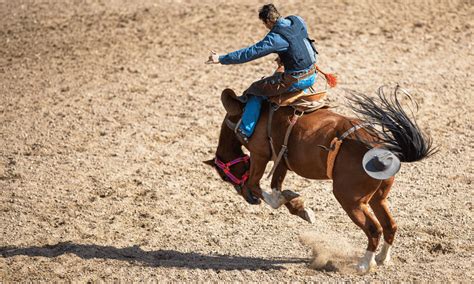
[267,109,303,178]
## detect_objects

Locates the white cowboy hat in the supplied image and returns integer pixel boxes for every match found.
[362,148,401,180]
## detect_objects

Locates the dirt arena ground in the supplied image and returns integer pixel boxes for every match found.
[1,0,473,281]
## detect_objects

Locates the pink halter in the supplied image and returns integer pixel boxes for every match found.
[214,155,250,186]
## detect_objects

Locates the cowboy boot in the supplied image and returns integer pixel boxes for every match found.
[225,118,249,144]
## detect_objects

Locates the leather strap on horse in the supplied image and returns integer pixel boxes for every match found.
[267,104,279,161]
[267,109,302,178]
[326,123,371,179]
[266,97,326,179]
[326,137,343,179]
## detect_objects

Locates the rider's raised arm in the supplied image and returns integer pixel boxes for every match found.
[218,32,289,65]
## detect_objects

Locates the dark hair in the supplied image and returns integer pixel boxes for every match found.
[258,4,280,23]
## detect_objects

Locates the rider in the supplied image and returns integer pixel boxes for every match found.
[207,4,318,143]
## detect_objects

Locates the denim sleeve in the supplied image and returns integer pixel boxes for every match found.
[219,32,289,65]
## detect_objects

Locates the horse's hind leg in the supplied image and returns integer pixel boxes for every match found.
[333,182,383,273]
[369,177,397,265]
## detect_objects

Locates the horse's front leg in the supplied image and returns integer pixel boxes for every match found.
[261,163,288,209]
[241,154,269,204]
[263,164,315,223]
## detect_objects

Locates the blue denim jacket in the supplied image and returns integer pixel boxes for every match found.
[218,17,316,73]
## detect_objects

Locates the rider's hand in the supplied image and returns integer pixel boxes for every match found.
[274,56,284,73]
[206,50,220,64]
[275,56,283,67]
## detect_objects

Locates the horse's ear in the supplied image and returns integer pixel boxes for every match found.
[202,159,215,167]
[221,88,244,116]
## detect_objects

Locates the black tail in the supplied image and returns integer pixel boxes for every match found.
[348,85,437,162]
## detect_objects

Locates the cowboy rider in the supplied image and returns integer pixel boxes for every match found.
[206,4,318,143]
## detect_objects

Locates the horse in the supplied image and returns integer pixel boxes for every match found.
[205,85,435,273]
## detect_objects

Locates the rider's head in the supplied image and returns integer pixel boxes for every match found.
[259,4,280,30]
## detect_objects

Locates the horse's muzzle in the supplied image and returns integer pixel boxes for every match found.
[242,186,261,205]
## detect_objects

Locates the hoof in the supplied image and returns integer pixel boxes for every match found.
[356,262,372,274]
[375,242,392,265]
[301,208,316,224]
[356,250,376,274]
[281,189,301,201]
[356,260,376,274]
[262,188,286,209]
[375,255,391,266]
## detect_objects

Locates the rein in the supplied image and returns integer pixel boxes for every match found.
[214,155,250,186]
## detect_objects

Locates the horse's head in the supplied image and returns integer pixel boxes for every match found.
[203,89,260,204]
[203,155,249,185]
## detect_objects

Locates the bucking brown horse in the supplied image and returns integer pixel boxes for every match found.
[205,85,435,273]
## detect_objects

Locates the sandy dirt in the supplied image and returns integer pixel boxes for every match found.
[1,0,473,281]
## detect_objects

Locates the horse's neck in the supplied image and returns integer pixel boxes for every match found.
[216,117,243,160]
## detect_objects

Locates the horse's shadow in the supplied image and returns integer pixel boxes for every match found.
[0,242,306,270]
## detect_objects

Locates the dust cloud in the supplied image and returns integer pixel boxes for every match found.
[299,231,359,274]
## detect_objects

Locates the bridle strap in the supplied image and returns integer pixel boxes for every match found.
[214,155,250,186]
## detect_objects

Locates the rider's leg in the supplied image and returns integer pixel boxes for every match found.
[288,73,317,92]
[239,95,264,137]
[237,71,314,140]
[238,73,294,139]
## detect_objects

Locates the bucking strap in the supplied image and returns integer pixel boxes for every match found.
[326,123,371,179]
[326,137,343,179]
